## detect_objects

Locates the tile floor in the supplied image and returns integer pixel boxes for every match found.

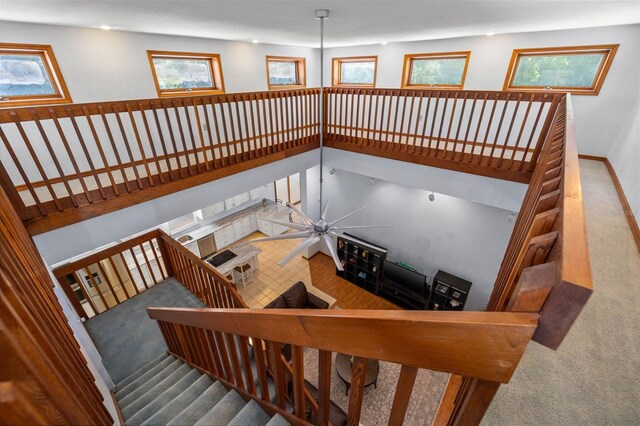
[230,231,334,308]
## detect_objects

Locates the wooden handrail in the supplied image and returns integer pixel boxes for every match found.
[148,307,537,383]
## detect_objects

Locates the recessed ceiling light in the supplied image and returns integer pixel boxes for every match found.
[99,25,112,30]
[252,39,259,44]
[486,32,495,36]
[381,41,388,45]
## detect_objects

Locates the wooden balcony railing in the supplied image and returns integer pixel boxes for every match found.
[148,307,538,426]
[52,228,246,320]
[324,88,561,183]
[0,89,320,234]
[434,93,593,424]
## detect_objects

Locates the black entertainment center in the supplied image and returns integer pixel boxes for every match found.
[335,233,472,310]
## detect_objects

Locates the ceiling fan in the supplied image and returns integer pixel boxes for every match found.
[249,9,389,271]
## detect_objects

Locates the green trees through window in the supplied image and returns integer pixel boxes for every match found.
[340,61,375,84]
[402,52,470,89]
[512,54,605,88]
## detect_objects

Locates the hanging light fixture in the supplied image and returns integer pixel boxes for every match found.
[248,10,389,271]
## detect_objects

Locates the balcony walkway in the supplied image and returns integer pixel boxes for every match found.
[85,278,204,383]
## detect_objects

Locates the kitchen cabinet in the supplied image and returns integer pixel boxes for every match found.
[257,213,290,237]
[213,201,225,214]
[233,217,252,240]
[250,189,261,200]
[214,226,236,250]
[249,214,258,232]
[240,192,251,204]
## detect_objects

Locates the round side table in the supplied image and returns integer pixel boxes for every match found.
[335,353,380,395]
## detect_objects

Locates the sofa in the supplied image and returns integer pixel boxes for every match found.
[264,281,330,309]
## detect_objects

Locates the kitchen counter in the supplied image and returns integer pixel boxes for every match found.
[173,201,292,243]
[213,243,263,276]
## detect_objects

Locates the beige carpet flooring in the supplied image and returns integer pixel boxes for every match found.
[483,159,640,425]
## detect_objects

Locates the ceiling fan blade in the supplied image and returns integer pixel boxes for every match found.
[278,235,321,266]
[328,205,366,227]
[249,231,312,243]
[321,200,330,221]
[260,217,309,231]
[330,224,392,231]
[321,234,344,271]
[286,202,314,225]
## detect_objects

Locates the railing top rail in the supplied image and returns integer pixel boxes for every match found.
[156,229,248,308]
[326,86,564,102]
[148,307,537,383]
[52,228,162,277]
[0,87,321,123]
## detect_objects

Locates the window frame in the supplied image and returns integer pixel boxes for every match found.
[401,51,471,90]
[0,42,72,107]
[265,56,307,90]
[147,50,226,97]
[331,56,378,87]
[503,44,619,96]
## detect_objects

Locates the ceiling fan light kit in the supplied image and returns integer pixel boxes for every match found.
[249,9,390,271]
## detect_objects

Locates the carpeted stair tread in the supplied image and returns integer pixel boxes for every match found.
[266,413,292,426]
[228,399,271,426]
[165,380,227,426]
[115,355,177,400]
[117,358,183,408]
[193,390,246,426]
[115,352,170,391]
[143,375,217,426]
[124,367,200,424]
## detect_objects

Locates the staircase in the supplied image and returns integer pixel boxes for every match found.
[114,353,290,426]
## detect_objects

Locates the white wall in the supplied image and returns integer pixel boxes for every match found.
[0,20,319,102]
[35,149,319,264]
[321,169,515,310]
[325,24,640,158]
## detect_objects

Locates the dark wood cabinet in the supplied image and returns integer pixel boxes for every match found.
[428,270,472,311]
[336,234,387,294]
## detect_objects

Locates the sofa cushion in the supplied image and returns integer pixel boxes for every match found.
[281,282,308,308]
[266,296,287,309]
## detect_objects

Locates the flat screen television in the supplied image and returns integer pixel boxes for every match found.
[382,260,427,296]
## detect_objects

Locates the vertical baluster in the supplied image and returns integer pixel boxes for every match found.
[268,341,287,409]
[225,334,245,389]
[460,93,479,160]
[279,93,288,150]
[107,256,131,300]
[150,238,168,280]
[217,98,230,164]
[450,93,468,160]
[140,242,160,285]
[410,91,424,153]
[210,98,227,167]
[213,331,233,384]
[98,106,134,192]
[434,92,452,158]
[394,91,409,151]
[488,94,512,163]
[73,271,99,316]
[28,109,79,207]
[468,93,490,164]
[225,99,240,163]
[317,350,332,426]
[248,94,259,156]
[347,356,368,426]
[48,108,95,203]
[171,99,195,176]
[353,90,361,143]
[403,91,416,152]
[510,94,535,165]
[83,265,110,311]
[161,101,185,177]
[476,93,501,164]
[242,96,254,158]
[238,336,256,394]
[118,252,139,295]
[191,98,210,171]
[234,97,246,161]
[182,98,203,173]
[0,124,48,215]
[128,247,150,290]
[197,98,215,169]
[260,97,270,155]
[204,330,224,377]
[384,90,395,148]
[519,95,548,170]
[372,91,381,147]
[426,93,441,157]
[150,102,176,181]
[96,260,121,305]
[120,104,153,187]
[136,103,165,183]
[388,365,419,425]
[291,345,305,418]
[81,107,122,195]
[417,93,432,155]
[498,93,523,167]
[252,337,271,402]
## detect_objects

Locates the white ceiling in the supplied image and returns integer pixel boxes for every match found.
[0,0,639,47]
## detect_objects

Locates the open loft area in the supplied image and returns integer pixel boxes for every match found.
[1,2,639,426]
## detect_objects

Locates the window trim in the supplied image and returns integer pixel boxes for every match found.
[503,44,619,96]
[401,51,471,90]
[147,50,226,97]
[0,43,72,108]
[265,56,307,90]
[331,56,378,87]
